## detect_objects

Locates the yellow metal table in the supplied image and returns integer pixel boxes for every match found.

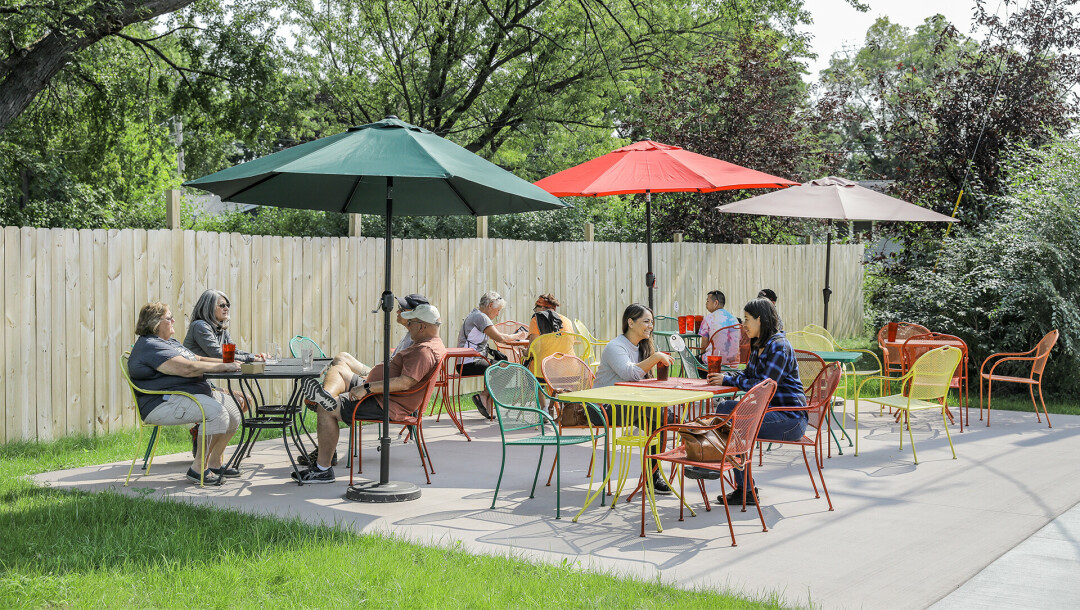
[556,386,714,525]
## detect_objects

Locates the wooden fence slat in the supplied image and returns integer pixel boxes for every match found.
[2,227,16,441]
[0,228,5,442]
[119,229,135,429]
[33,229,51,440]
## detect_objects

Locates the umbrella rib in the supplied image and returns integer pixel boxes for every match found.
[223,173,279,201]
[442,179,477,215]
[339,176,364,214]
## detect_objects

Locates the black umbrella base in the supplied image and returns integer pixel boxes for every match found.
[346,481,421,503]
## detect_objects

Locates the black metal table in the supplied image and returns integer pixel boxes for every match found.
[205,358,331,484]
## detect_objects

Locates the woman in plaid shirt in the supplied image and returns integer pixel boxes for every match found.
[703,298,807,506]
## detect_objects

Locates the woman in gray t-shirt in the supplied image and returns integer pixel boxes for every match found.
[183,289,267,362]
[455,291,527,417]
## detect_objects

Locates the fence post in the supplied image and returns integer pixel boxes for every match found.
[584,222,594,242]
[349,214,362,237]
[165,189,181,229]
[476,216,488,238]
[742,238,752,245]
[673,231,683,243]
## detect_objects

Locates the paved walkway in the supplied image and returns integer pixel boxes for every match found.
[33,405,1080,609]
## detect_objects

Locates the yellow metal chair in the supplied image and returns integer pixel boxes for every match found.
[573,319,608,370]
[523,331,590,379]
[120,353,209,487]
[854,346,963,464]
[802,323,884,429]
[786,330,834,352]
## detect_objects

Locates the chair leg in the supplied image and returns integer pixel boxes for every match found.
[801,446,819,498]
[906,411,919,464]
[854,397,861,456]
[718,475,737,547]
[545,452,558,486]
[349,422,356,486]
[942,408,956,460]
[555,445,562,520]
[813,442,833,510]
[1038,383,1052,428]
[491,444,507,509]
[411,425,431,485]
[417,422,436,475]
[530,446,545,498]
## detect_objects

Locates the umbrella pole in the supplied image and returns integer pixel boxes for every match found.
[823,219,833,330]
[347,176,421,503]
[645,191,655,311]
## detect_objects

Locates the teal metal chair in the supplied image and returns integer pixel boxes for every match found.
[484,362,608,519]
[654,315,679,334]
[289,335,326,358]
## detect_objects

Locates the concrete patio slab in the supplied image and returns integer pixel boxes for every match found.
[33,405,1080,609]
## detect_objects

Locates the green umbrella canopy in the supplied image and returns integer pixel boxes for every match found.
[183,117,567,216]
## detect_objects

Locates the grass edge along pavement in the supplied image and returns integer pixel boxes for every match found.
[0,427,788,608]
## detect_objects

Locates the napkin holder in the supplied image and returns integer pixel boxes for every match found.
[241,361,265,374]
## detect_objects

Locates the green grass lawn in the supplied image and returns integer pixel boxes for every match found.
[0,423,780,608]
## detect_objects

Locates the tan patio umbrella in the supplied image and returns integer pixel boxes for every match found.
[715,176,957,329]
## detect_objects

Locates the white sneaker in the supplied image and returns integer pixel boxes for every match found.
[301,378,338,412]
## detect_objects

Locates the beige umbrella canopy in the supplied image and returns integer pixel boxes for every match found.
[716,176,957,328]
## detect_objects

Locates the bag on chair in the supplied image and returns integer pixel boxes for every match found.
[678,416,735,465]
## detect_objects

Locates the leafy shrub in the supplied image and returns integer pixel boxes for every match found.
[870,135,1080,395]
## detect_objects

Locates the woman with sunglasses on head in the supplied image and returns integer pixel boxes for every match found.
[701,297,806,506]
[184,289,267,363]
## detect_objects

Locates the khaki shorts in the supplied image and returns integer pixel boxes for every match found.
[144,392,239,436]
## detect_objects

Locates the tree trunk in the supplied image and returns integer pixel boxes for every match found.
[0,0,197,134]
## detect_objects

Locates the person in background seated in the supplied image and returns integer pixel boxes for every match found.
[699,298,806,506]
[392,293,430,357]
[295,304,447,483]
[128,302,242,485]
[457,291,528,418]
[526,293,573,342]
[757,288,783,331]
[698,290,740,363]
[594,303,676,494]
[184,289,267,362]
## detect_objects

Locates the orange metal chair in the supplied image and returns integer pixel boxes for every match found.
[980,330,1058,428]
[492,320,528,362]
[642,379,777,544]
[764,363,842,510]
[349,353,447,485]
[541,352,606,486]
[878,322,931,377]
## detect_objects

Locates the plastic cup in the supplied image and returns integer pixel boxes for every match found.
[707,355,723,375]
[678,316,687,334]
[656,362,669,381]
[887,322,898,343]
[694,315,704,332]
[222,343,236,363]
[301,346,314,371]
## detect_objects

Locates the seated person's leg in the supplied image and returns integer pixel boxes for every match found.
[457,361,493,414]
[321,363,361,398]
[332,351,372,377]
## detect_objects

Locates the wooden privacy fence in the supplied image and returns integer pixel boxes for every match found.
[0,226,863,443]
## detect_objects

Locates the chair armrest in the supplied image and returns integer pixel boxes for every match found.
[984,355,1038,378]
[843,348,882,371]
[857,372,907,396]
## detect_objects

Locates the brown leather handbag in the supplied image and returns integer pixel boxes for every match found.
[679,416,734,464]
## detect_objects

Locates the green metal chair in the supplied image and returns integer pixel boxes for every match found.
[289,335,326,358]
[484,361,608,519]
[654,315,679,334]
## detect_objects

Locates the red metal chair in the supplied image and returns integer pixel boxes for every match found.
[492,320,528,363]
[540,352,605,487]
[763,363,842,510]
[980,330,1058,428]
[349,353,447,485]
[902,333,969,430]
[878,322,931,376]
[642,379,777,544]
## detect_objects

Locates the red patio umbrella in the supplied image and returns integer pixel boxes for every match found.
[535,140,796,311]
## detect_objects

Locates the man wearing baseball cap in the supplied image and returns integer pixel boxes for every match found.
[297,303,447,483]
[393,293,429,356]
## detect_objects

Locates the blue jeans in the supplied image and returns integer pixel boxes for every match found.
[713,399,807,489]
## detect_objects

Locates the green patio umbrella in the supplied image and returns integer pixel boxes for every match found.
[185,116,568,502]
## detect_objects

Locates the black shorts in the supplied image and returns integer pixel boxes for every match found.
[456,360,490,377]
[339,395,385,424]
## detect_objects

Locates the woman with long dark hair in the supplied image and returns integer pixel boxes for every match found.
[702,297,807,505]
[594,303,676,494]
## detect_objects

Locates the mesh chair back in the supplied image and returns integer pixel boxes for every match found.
[659,333,702,379]
[805,363,842,430]
[485,362,544,432]
[788,331,834,352]
[794,349,827,393]
[541,353,594,395]
[289,335,326,358]
[803,324,839,348]
[706,324,744,364]
[878,323,930,370]
[905,332,968,381]
[1032,330,1059,377]
[120,353,141,414]
[654,316,679,334]
[722,379,777,461]
[525,331,584,376]
[906,346,962,401]
[574,319,606,346]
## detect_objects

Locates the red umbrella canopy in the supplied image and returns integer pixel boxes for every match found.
[535,140,797,196]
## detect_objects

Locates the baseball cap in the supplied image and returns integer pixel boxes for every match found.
[396,293,429,310]
[400,303,441,325]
